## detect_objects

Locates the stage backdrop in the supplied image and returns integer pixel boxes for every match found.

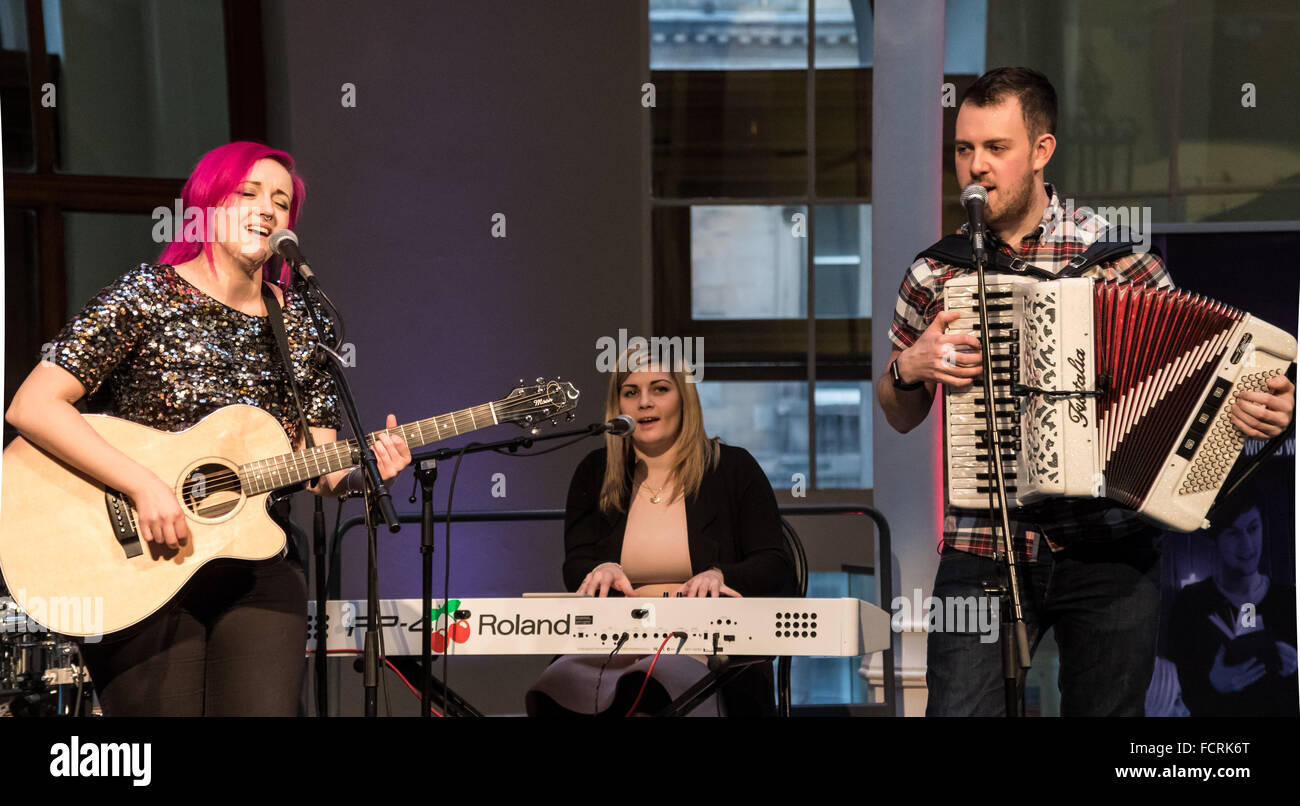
[1142,230,1300,717]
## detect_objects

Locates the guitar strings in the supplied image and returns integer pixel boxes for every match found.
[175,389,565,500]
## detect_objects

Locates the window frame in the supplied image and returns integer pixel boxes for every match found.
[648,3,873,490]
[2,0,267,337]
[2,0,267,442]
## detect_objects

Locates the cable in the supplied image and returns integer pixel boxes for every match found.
[440,441,477,716]
[593,632,629,714]
[490,433,593,458]
[308,648,443,717]
[624,633,675,717]
[384,657,444,718]
[303,280,346,349]
[362,494,392,717]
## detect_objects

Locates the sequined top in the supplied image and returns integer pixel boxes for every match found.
[49,263,340,444]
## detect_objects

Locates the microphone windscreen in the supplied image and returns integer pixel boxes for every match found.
[960,184,988,209]
[269,228,299,257]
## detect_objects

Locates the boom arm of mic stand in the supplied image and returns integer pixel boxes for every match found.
[411,422,619,464]
[312,345,401,532]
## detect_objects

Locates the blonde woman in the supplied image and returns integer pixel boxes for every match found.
[527,351,794,716]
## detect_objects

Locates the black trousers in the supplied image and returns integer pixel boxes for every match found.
[79,556,307,716]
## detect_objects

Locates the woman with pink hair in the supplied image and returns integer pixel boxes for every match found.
[6,142,411,716]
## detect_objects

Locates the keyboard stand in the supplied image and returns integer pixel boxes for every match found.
[654,656,771,717]
[391,657,485,717]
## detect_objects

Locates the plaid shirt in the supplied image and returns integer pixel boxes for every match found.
[889,185,1173,561]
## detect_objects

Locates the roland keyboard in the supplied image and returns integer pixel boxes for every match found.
[307,597,890,657]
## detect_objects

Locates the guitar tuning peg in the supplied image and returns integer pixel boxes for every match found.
[518,378,524,385]
[535,377,544,384]
[551,419,558,426]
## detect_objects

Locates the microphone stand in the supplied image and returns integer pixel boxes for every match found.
[312,491,327,717]
[289,271,332,718]
[408,420,615,717]
[971,230,1032,717]
[415,455,437,717]
[297,270,402,719]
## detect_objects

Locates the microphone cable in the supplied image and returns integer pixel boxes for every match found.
[439,441,479,716]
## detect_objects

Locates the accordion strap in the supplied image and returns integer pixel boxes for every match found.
[1058,227,1149,278]
[915,226,1153,280]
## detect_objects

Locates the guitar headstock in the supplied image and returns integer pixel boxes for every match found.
[498,377,581,431]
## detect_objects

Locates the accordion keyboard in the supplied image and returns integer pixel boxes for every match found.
[943,275,1032,509]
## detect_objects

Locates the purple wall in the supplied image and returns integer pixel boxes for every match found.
[264,1,648,712]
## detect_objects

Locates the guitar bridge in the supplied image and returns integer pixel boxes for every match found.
[104,487,143,558]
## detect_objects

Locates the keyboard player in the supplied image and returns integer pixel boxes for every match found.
[526,346,796,716]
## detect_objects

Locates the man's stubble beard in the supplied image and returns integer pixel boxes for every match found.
[987,165,1037,237]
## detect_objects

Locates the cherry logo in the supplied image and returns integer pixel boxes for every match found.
[431,619,471,653]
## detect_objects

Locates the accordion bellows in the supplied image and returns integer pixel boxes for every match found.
[943,274,1297,532]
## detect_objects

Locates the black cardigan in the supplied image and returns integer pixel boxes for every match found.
[562,444,796,596]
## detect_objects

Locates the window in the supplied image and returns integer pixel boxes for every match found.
[649,0,878,709]
[974,0,1300,225]
[649,0,873,492]
[1,0,266,443]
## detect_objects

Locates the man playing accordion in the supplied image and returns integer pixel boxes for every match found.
[876,67,1295,717]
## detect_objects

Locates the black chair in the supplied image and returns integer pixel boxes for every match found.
[776,517,809,717]
[654,516,808,717]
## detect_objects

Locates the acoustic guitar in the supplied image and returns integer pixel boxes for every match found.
[0,379,579,637]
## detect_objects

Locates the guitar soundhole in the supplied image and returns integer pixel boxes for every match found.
[181,462,242,519]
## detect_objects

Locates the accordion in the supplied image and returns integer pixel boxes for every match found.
[943,274,1296,531]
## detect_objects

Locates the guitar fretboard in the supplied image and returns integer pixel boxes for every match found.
[239,402,499,494]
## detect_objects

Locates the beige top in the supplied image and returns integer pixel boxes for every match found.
[621,453,691,598]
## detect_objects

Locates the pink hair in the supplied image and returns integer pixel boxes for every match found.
[157,141,307,288]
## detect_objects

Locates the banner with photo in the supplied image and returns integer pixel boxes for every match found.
[1144,231,1300,717]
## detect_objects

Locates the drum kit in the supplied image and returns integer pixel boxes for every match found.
[0,587,94,717]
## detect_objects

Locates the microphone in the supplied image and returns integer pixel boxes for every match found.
[269,229,315,283]
[960,184,989,267]
[591,415,636,437]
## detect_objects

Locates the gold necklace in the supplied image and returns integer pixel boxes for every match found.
[643,481,668,504]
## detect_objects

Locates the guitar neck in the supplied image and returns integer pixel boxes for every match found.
[239,402,499,494]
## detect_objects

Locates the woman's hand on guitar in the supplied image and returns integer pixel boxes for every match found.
[128,472,190,549]
[374,413,412,485]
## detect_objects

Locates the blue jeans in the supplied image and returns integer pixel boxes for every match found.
[925,530,1162,717]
